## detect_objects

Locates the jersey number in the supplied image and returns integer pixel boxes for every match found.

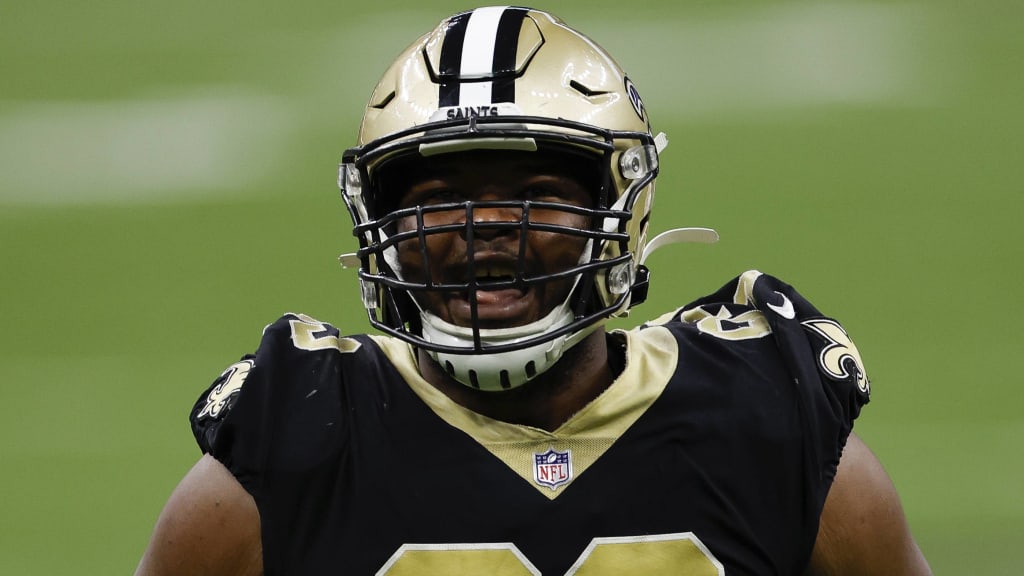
[376,533,723,575]
[678,306,771,341]
[288,313,361,353]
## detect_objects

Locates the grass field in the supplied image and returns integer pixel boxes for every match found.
[2,1,1022,573]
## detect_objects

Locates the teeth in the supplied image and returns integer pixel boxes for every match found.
[474,264,517,279]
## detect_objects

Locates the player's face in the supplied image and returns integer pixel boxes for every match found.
[388,150,596,330]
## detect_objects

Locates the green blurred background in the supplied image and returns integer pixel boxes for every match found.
[2,0,1021,573]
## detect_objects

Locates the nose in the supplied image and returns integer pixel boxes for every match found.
[461,195,522,241]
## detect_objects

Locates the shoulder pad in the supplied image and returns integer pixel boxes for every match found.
[656,271,872,527]
[190,313,366,463]
[737,270,870,397]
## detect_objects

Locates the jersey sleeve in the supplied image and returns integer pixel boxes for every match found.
[191,353,258,469]
[682,270,871,509]
[188,313,355,498]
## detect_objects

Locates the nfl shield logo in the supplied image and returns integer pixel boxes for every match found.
[533,448,573,490]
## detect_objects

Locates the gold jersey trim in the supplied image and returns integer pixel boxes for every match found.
[370,326,679,499]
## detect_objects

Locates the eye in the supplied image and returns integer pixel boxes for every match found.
[521,185,563,202]
[424,189,463,205]
[521,177,592,207]
[400,185,463,208]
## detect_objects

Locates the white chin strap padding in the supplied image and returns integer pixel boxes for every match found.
[420,301,597,391]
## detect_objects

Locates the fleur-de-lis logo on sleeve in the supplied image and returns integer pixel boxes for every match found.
[802,319,870,394]
[197,359,254,420]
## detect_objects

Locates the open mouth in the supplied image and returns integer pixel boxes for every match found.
[472,281,525,305]
[447,261,533,324]
[471,263,519,288]
[468,270,526,305]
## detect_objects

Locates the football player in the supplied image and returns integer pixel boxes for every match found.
[136,6,932,575]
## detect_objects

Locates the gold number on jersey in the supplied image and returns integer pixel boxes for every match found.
[376,533,723,575]
[567,534,723,575]
[680,306,771,341]
[288,313,362,353]
[377,544,539,576]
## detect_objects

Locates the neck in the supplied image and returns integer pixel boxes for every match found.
[416,329,617,432]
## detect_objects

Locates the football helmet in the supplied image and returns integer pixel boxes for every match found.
[338,6,716,391]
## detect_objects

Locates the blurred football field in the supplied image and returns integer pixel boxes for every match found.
[1,1,1022,573]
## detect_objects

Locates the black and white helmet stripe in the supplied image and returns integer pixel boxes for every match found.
[438,6,529,107]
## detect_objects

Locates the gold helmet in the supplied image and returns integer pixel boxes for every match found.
[338,6,713,390]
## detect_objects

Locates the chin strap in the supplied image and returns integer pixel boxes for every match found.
[419,301,604,392]
[339,253,360,268]
[639,227,719,265]
[626,228,719,308]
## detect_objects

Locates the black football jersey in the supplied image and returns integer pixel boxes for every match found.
[191,271,870,575]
